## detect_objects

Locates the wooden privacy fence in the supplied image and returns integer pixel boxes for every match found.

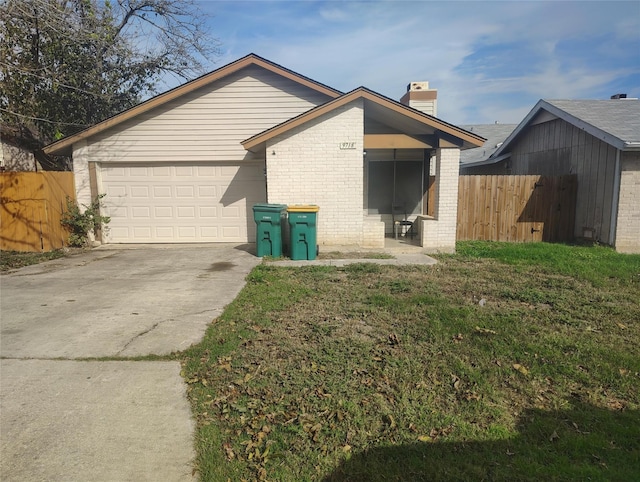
[0,172,75,252]
[457,175,577,243]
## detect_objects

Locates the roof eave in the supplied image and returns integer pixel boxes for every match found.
[43,53,343,156]
[492,99,634,159]
[624,142,640,151]
[461,152,511,168]
[242,87,485,152]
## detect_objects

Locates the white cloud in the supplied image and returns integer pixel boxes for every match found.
[195,0,640,124]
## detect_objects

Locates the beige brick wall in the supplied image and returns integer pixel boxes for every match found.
[615,152,640,253]
[363,217,385,248]
[420,147,460,253]
[266,100,365,246]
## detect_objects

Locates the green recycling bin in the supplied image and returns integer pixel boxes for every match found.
[253,204,287,257]
[287,205,319,260]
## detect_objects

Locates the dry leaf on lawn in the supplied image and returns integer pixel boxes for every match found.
[513,363,529,375]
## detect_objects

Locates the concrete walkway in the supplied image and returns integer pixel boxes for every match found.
[1,244,261,482]
[268,252,437,267]
[268,242,438,267]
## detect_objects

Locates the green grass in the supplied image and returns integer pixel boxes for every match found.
[0,249,68,271]
[182,242,640,481]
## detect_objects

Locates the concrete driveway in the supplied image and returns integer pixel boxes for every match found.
[0,244,261,481]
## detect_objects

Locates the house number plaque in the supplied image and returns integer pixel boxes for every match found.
[339,142,356,149]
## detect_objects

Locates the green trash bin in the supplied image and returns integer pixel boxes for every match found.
[287,205,319,260]
[253,204,287,257]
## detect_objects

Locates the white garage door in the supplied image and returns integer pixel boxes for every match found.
[100,163,266,243]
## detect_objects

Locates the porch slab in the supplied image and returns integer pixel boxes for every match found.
[268,241,436,267]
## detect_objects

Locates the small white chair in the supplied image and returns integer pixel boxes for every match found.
[392,203,414,239]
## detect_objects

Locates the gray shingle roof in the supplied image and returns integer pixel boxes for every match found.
[458,124,518,165]
[544,99,640,146]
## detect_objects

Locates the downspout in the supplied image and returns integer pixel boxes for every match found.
[608,149,621,246]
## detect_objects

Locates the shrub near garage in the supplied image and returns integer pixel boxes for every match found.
[61,194,110,247]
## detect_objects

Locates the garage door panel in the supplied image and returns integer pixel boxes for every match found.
[133,226,152,238]
[198,186,216,197]
[154,206,173,218]
[177,206,195,218]
[101,163,265,243]
[199,206,217,218]
[153,186,172,198]
[156,227,175,238]
[152,166,171,176]
[130,168,149,177]
[200,226,218,237]
[132,207,151,218]
[105,185,127,197]
[130,186,150,198]
[222,226,241,239]
[197,166,215,176]
[176,186,195,198]
[175,166,194,176]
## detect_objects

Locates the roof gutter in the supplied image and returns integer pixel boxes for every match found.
[461,152,511,168]
[624,141,640,151]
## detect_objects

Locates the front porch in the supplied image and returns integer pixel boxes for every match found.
[242,88,484,253]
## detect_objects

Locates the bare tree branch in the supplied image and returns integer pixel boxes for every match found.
[0,0,221,149]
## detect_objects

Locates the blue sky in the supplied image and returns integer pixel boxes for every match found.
[192,0,640,125]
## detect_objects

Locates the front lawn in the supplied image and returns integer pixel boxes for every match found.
[182,241,640,481]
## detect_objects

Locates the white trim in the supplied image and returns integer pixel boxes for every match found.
[609,149,622,246]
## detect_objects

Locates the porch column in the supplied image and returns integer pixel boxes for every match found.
[420,147,459,253]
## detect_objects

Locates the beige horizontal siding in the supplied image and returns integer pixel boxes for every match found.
[86,65,332,163]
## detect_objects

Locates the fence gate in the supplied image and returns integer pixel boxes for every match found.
[456,175,577,243]
[1,172,76,252]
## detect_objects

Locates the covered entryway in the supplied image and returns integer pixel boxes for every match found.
[242,87,485,252]
[100,163,265,243]
[366,148,432,236]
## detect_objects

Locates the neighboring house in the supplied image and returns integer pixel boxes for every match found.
[460,99,640,254]
[1,124,69,171]
[1,124,41,171]
[43,54,484,252]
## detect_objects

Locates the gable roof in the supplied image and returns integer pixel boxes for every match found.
[463,98,640,169]
[242,87,485,152]
[43,53,343,156]
[492,99,640,162]
[458,124,518,166]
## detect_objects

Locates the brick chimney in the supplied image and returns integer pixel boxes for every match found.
[400,81,437,117]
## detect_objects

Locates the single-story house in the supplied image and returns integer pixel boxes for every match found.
[43,54,484,252]
[460,99,640,253]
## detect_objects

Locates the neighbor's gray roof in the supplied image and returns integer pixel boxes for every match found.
[493,99,640,160]
[458,124,517,165]
[544,99,640,146]
[465,98,640,169]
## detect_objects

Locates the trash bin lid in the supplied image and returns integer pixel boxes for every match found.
[287,204,319,212]
[253,203,288,212]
